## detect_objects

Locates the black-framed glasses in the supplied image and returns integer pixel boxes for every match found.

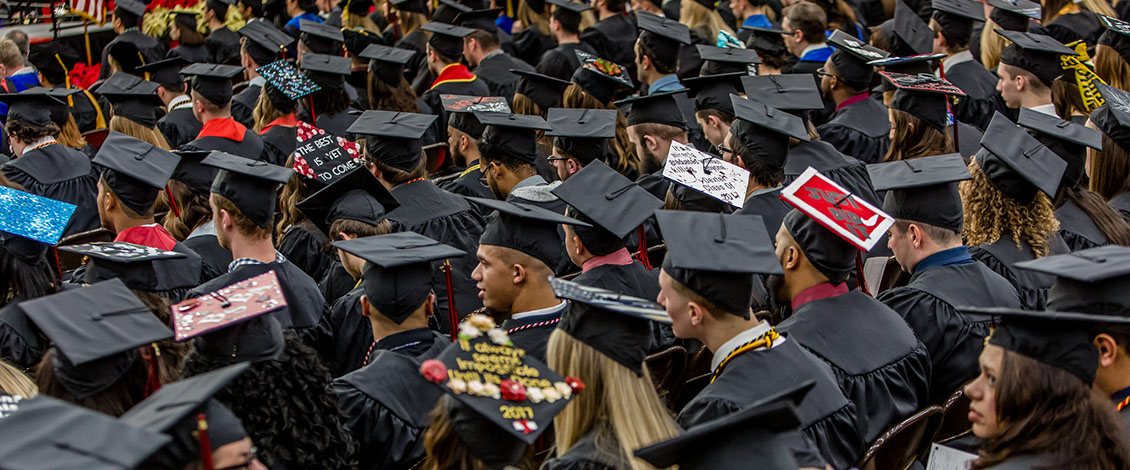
[546,156,569,163]
[815,67,835,79]
[214,447,259,470]
[717,144,734,155]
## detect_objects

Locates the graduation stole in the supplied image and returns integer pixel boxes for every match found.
[1060,40,1106,113]
[710,328,780,383]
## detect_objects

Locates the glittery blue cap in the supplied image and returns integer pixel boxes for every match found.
[0,186,76,245]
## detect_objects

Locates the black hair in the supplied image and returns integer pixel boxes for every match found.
[479,140,536,172]
[730,133,784,187]
[565,206,627,256]
[207,0,231,20]
[116,10,141,28]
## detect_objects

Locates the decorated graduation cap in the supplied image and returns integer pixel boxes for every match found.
[657,210,783,318]
[637,11,692,67]
[423,22,475,61]
[740,74,824,118]
[547,0,590,29]
[551,160,663,255]
[258,59,321,111]
[0,186,75,262]
[301,53,352,92]
[97,73,164,127]
[1092,83,1130,151]
[298,19,344,54]
[455,8,503,34]
[729,94,809,169]
[0,87,65,128]
[347,110,437,171]
[1017,107,1101,189]
[292,131,364,189]
[180,63,243,105]
[827,30,889,91]
[0,396,170,469]
[545,108,617,163]
[107,40,151,78]
[93,131,180,215]
[683,72,745,115]
[513,69,571,110]
[696,45,760,75]
[1099,15,1130,66]
[868,153,971,232]
[614,90,688,129]
[202,151,292,228]
[27,45,82,86]
[239,20,294,64]
[890,0,933,55]
[296,167,400,236]
[62,241,201,294]
[476,111,552,163]
[120,363,250,469]
[867,54,945,92]
[996,29,1077,86]
[976,112,1066,201]
[442,94,510,139]
[22,278,173,400]
[174,270,287,362]
[988,0,1040,32]
[136,56,188,90]
[881,71,966,130]
[470,197,591,269]
[571,50,632,104]
[332,232,465,323]
[932,0,986,44]
[551,277,670,375]
[360,44,416,85]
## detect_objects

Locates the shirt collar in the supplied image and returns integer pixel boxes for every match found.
[913,246,974,274]
[836,93,870,111]
[800,43,830,58]
[791,282,849,311]
[228,251,287,272]
[710,321,776,371]
[1030,103,1058,116]
[581,247,634,273]
[510,300,568,321]
[187,220,215,240]
[168,94,193,111]
[648,74,683,95]
[482,49,505,61]
[512,174,548,191]
[940,50,974,74]
[249,76,267,88]
[1113,385,1130,405]
[376,327,435,351]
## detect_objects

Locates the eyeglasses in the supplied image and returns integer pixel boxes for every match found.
[779,29,800,36]
[546,156,569,163]
[815,67,836,79]
[214,447,258,470]
[716,144,734,155]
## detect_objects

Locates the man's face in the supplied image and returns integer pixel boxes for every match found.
[448,127,465,165]
[339,248,366,279]
[996,64,1023,108]
[696,114,726,149]
[209,194,230,250]
[657,269,696,339]
[886,224,915,273]
[630,126,667,175]
[482,161,506,199]
[633,39,646,82]
[780,17,803,56]
[562,223,585,268]
[471,245,520,313]
[819,57,834,98]
[930,21,946,54]
[718,129,738,165]
[549,147,574,182]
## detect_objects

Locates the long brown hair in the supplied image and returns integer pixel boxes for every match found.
[1059,186,1130,245]
[1042,0,1116,24]
[253,87,291,134]
[884,108,953,161]
[512,92,552,150]
[1090,131,1130,201]
[562,83,640,175]
[109,116,172,150]
[275,162,314,246]
[961,158,1060,257]
[34,348,149,417]
[1095,45,1130,94]
[367,74,421,112]
[421,396,536,470]
[56,114,88,150]
[1052,79,1089,120]
[972,349,1130,469]
[517,0,550,36]
[162,179,213,241]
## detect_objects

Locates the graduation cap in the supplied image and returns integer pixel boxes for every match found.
[1099,15,1130,65]
[0,396,170,469]
[868,153,971,232]
[1017,107,1101,188]
[740,74,824,118]
[989,0,1040,32]
[455,8,503,34]
[301,53,352,91]
[932,0,986,43]
[892,0,933,55]
[977,112,1066,201]
[342,27,383,56]
[729,94,809,169]
[996,29,1077,86]
[683,72,744,115]
[64,240,203,294]
[571,50,632,104]
[551,160,663,255]
[170,150,217,194]
[743,25,788,58]
[22,278,173,400]
[867,53,946,86]
[434,0,472,23]
[1093,83,1130,152]
[0,182,76,248]
[0,87,64,128]
[637,11,692,70]
[135,56,188,89]
[827,30,888,91]
[292,132,364,189]
[360,44,416,85]
[332,232,465,323]
[513,69,571,110]
[780,206,862,285]
[389,0,428,13]
[422,22,475,61]
[476,111,552,163]
[470,197,590,269]
[696,45,760,75]
[26,45,82,86]
[120,363,250,469]
[881,71,966,130]
[546,0,590,27]
[97,72,163,128]
[238,20,294,63]
[551,276,670,375]
[296,167,400,236]
[442,94,510,139]
[115,0,148,17]
[93,131,181,215]
[107,40,151,78]
[298,19,344,54]
[202,151,292,228]
[257,60,319,112]
[656,210,782,318]
[177,271,286,363]
[181,63,243,106]
[346,110,437,171]
[545,108,617,164]
[614,90,688,129]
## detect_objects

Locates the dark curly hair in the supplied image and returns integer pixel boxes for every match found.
[181,331,358,469]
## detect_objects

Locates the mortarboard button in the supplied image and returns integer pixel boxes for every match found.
[977,112,1066,201]
[868,153,970,232]
[551,159,662,238]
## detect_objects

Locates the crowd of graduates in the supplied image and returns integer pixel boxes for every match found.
[5,0,1130,467]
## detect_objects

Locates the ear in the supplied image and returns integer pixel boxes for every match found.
[907,223,922,248]
[686,300,708,326]
[643,134,659,151]
[512,262,528,284]
[360,295,371,318]
[570,233,586,256]
[425,293,436,317]
[103,190,118,213]
[706,115,721,129]
[566,158,580,175]
[1096,334,1122,368]
[783,245,801,271]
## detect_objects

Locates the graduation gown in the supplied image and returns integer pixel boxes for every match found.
[386,180,486,335]
[778,289,931,444]
[1046,10,1103,47]
[1056,198,1110,252]
[540,421,632,470]
[259,123,298,167]
[278,221,336,283]
[573,258,672,352]
[878,259,1020,404]
[2,144,99,237]
[349,69,369,110]
[419,65,492,144]
[0,300,46,371]
[157,105,203,151]
[784,139,881,206]
[536,42,599,81]
[784,46,832,75]
[579,14,638,73]
[677,339,863,469]
[320,261,357,306]
[395,30,429,93]
[437,162,494,201]
[816,96,891,164]
[183,221,233,283]
[179,118,266,160]
[472,52,536,103]
[312,286,368,377]
[167,44,211,64]
[635,171,670,202]
[205,26,243,64]
[984,454,1054,470]
[231,83,262,129]
[99,30,166,79]
[499,301,568,362]
[1111,192,1130,224]
[943,56,1005,132]
[188,257,326,332]
[62,87,109,133]
[969,234,1070,310]
[333,333,449,470]
[511,27,554,68]
[737,187,792,236]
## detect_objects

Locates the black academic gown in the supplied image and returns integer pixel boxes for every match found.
[167,44,212,64]
[179,119,267,160]
[320,261,357,306]
[1056,198,1110,252]
[420,75,492,145]
[61,87,108,133]
[278,221,335,283]
[540,421,632,470]
[1,144,99,237]
[511,28,554,68]
[333,333,449,470]
[778,290,931,445]
[157,106,203,151]
[1111,192,1130,224]
[1046,10,1103,47]
[969,234,1070,310]
[259,124,298,167]
[386,181,486,335]
[473,52,536,103]
[878,261,1020,404]
[231,84,263,129]
[188,259,326,335]
[784,139,882,206]
[506,179,572,274]
[635,171,670,202]
[348,69,369,110]
[312,286,367,377]
[816,96,891,164]
[206,26,243,64]
[437,162,493,201]
[99,30,166,79]
[184,228,232,283]
[73,238,209,302]
[395,30,429,93]
[677,339,863,469]
[945,59,1006,132]
[536,41,599,81]
[0,300,46,371]
[499,301,568,362]
[573,260,672,352]
[737,187,792,236]
[579,14,638,73]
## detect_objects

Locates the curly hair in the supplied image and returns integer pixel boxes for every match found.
[181,331,358,469]
[961,159,1060,257]
[563,83,640,175]
[6,120,59,143]
[421,395,536,470]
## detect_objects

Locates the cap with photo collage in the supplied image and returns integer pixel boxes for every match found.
[977,112,1066,202]
[238,20,293,66]
[342,27,383,56]
[296,166,400,236]
[180,63,243,105]
[547,0,590,31]
[729,94,809,168]
[301,53,352,92]
[0,87,65,128]
[135,56,189,90]
[257,59,320,110]
[571,50,633,104]
[614,90,688,129]
[332,232,465,323]
[360,44,417,86]
[62,241,202,295]
[120,363,251,469]
[513,69,571,110]
[989,0,1041,32]
[932,0,986,43]
[545,108,616,164]
[740,74,824,118]
[890,0,933,55]
[455,8,504,34]
[202,151,293,228]
[434,0,472,23]
[657,210,783,318]
[346,110,437,171]
[827,30,889,91]
[868,153,971,232]
[299,19,344,54]
[178,270,287,363]
[881,71,966,130]
[470,197,590,269]
[97,72,164,127]
[475,111,552,162]
[996,29,1077,86]
[26,45,82,86]
[683,72,745,116]
[1092,83,1130,152]
[390,0,429,13]
[22,278,173,400]
[422,22,476,61]
[93,131,181,216]
[1017,107,1102,189]
[637,11,692,69]
[551,160,663,255]
[696,45,760,75]
[0,185,75,263]
[442,94,510,140]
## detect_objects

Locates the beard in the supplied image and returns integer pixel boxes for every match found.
[764,273,793,322]
[638,146,665,175]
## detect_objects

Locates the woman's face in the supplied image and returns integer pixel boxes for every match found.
[965,343,1004,438]
[1086,118,1099,178]
[888,108,897,141]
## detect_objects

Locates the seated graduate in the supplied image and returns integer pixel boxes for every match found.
[0,199,65,370]
[232,20,294,129]
[178,64,267,159]
[564,54,639,177]
[96,73,172,150]
[251,59,314,167]
[437,95,506,200]
[871,154,1022,404]
[994,30,1076,116]
[931,0,1006,132]
[544,108,618,182]
[359,44,422,113]
[27,45,109,134]
[729,95,809,236]
[165,150,233,279]
[618,91,691,200]
[299,54,360,138]
[143,57,204,151]
[816,31,892,165]
[203,0,243,64]
[456,9,535,100]
[332,232,462,470]
[880,72,963,162]
[656,210,861,469]
[535,0,598,82]
[475,111,561,209]
[417,22,492,144]
[682,72,744,153]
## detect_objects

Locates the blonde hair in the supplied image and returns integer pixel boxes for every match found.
[399,11,428,35]
[547,330,681,470]
[961,158,1060,257]
[109,116,172,150]
[56,114,89,150]
[518,0,551,36]
[679,1,735,43]
[578,9,597,31]
[979,19,1007,70]
[343,11,382,33]
[1095,45,1130,92]
[253,87,290,133]
[0,360,36,398]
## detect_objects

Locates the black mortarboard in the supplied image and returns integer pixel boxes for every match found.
[989,0,1040,32]
[513,69,570,110]
[657,210,782,317]
[571,50,632,104]
[39,87,81,128]
[63,241,201,294]
[170,150,216,194]
[783,208,859,284]
[296,167,400,235]
[696,45,760,76]
[977,112,1066,201]
[120,363,250,469]
[94,132,180,215]
[893,0,933,55]
[22,278,173,400]
[552,160,663,254]
[238,20,293,63]
[0,396,169,469]
[996,29,1077,86]
[827,30,888,91]
[637,10,692,48]
[867,53,945,80]
[257,59,320,110]
[301,53,352,91]
[615,90,688,129]
[545,108,617,163]
[182,272,286,363]
[547,0,590,27]
[27,45,82,86]
[181,63,243,105]
[390,0,428,13]
[442,94,510,139]
[342,27,383,56]
[455,8,503,33]
[299,19,344,54]
[667,180,735,213]
[360,44,416,85]
[476,111,552,162]
[868,153,971,232]
[1093,83,1130,151]
[471,197,590,269]
[551,277,670,375]
[0,88,64,128]
[422,22,475,60]
[882,71,966,130]
[115,0,147,16]
[683,72,744,115]
[97,73,163,128]
[332,232,465,323]
[135,56,188,90]
[435,0,472,23]
[346,110,437,171]
[932,0,985,43]
[108,40,151,78]
[729,94,807,169]
[202,151,292,228]
[1008,246,1130,331]
[1099,15,1130,67]
[743,25,788,58]
[1017,107,1101,189]
[740,74,824,119]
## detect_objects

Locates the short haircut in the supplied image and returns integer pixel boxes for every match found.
[116,10,141,29]
[730,134,784,187]
[637,32,678,74]
[667,269,728,319]
[3,30,28,57]
[1000,63,1048,93]
[783,2,827,45]
[191,90,226,115]
[632,122,688,142]
[207,0,230,19]
[605,0,625,12]
[0,40,22,69]
[212,193,272,239]
[479,140,536,172]
[467,29,500,51]
[98,177,156,219]
[328,218,392,241]
[297,0,318,13]
[893,218,961,245]
[363,141,428,185]
[695,109,735,127]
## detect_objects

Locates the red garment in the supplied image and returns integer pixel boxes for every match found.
[790,282,850,311]
[835,93,870,111]
[259,114,298,134]
[196,117,247,142]
[115,224,178,251]
[430,63,477,90]
[581,247,634,273]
